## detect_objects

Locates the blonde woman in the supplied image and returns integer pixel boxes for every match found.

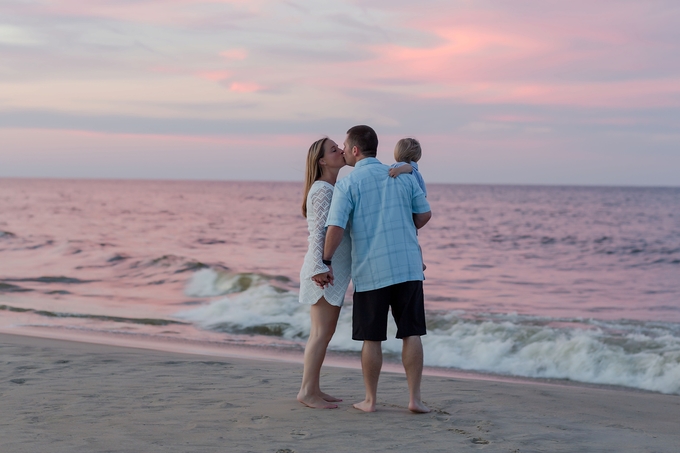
[297,137,352,409]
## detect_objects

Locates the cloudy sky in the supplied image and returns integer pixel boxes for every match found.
[1,0,679,185]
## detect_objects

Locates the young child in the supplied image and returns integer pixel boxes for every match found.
[388,138,427,270]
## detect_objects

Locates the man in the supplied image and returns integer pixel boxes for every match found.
[314,125,431,413]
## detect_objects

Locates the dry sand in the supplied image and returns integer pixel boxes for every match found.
[1,332,679,453]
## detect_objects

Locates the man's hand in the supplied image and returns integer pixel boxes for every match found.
[312,266,334,288]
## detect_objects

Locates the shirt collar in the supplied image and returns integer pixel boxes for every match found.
[410,161,419,171]
[355,157,381,168]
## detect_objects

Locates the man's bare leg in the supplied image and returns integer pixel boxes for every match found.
[402,335,430,413]
[297,298,341,409]
[353,340,382,412]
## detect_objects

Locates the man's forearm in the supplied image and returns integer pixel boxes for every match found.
[323,226,345,261]
[413,211,431,229]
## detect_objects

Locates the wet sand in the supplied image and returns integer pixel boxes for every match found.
[1,332,679,453]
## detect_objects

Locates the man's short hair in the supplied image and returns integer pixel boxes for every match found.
[346,125,378,157]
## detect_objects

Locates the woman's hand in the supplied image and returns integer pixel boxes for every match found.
[312,267,334,288]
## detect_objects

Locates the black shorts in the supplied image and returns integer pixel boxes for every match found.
[352,281,426,341]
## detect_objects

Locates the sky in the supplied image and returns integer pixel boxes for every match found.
[1,0,679,186]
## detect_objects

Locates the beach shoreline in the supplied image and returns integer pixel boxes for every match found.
[0,324,662,395]
[2,331,679,452]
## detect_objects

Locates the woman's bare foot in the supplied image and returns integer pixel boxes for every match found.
[352,400,376,412]
[408,400,430,413]
[320,391,342,402]
[297,392,339,409]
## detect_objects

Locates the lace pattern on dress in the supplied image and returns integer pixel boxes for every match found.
[304,183,332,278]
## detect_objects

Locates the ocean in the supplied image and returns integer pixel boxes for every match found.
[1,178,679,394]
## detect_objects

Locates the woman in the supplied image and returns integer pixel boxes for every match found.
[297,137,352,409]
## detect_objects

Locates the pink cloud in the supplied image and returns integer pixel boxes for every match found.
[369,27,546,79]
[149,66,187,75]
[485,115,546,124]
[29,0,267,26]
[3,127,308,147]
[312,1,677,110]
[220,49,248,60]
[492,78,680,108]
[319,5,679,110]
[228,82,263,93]
[196,70,232,81]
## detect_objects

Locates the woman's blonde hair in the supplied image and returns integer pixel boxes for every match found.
[301,137,328,218]
[394,138,422,163]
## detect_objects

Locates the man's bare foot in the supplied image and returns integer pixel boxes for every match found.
[297,393,338,409]
[320,391,342,402]
[352,400,376,412]
[408,400,430,413]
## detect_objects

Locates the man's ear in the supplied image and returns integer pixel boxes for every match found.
[352,146,359,156]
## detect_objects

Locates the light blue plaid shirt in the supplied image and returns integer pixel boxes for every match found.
[326,157,431,292]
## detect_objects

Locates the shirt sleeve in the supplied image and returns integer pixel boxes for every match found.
[326,183,353,229]
[411,168,427,197]
[308,185,332,276]
[411,178,430,214]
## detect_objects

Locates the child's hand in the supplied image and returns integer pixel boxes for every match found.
[389,164,413,178]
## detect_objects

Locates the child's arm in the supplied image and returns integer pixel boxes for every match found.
[389,163,413,178]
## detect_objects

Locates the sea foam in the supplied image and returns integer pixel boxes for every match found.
[419,316,680,394]
[178,270,680,394]
[184,268,267,297]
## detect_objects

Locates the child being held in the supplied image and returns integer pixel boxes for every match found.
[388,138,427,197]
[388,137,427,270]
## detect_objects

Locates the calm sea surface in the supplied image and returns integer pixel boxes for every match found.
[1,179,679,393]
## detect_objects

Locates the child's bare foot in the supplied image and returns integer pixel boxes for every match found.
[352,400,376,412]
[297,392,339,409]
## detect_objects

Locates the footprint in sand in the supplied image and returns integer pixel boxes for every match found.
[471,437,490,444]
[290,430,309,439]
[251,415,269,424]
[219,402,240,409]
[15,365,39,371]
[476,421,492,433]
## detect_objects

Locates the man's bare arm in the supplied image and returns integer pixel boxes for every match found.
[413,211,431,229]
[311,225,345,288]
[323,225,345,262]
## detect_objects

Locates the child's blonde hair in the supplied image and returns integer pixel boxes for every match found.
[394,138,422,163]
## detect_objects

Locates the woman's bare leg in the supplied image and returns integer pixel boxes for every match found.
[297,297,341,408]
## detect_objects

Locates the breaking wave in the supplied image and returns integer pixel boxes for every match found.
[177,270,680,395]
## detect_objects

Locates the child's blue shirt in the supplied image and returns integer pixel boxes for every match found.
[390,161,427,197]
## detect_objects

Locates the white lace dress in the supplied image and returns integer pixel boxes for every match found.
[299,181,352,307]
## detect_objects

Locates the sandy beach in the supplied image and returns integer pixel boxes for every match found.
[1,332,678,452]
